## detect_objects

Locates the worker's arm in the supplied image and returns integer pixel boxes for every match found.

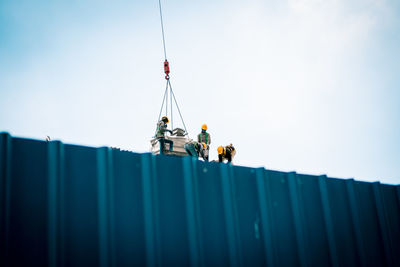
[218,154,223,162]
[208,133,211,145]
[160,123,172,135]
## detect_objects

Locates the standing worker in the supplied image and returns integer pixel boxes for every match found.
[198,124,211,161]
[156,116,173,154]
[217,144,236,163]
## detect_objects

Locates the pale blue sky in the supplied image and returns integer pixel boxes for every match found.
[1,0,399,184]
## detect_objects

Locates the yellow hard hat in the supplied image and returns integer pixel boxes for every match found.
[201,124,207,130]
[202,142,207,149]
[162,116,169,123]
[217,146,224,155]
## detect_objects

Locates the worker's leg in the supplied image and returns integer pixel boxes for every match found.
[227,152,232,163]
[158,138,165,154]
[199,148,206,160]
[230,150,236,163]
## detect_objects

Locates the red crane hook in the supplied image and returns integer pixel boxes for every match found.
[164,60,170,80]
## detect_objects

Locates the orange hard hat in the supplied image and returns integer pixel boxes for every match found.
[217,146,224,155]
[201,124,207,130]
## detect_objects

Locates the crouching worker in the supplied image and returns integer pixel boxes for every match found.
[156,116,173,154]
[184,141,207,160]
[217,144,236,163]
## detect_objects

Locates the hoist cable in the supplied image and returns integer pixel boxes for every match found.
[168,80,188,136]
[158,0,167,60]
[165,82,168,118]
[170,83,173,130]
[155,0,189,137]
[154,81,169,136]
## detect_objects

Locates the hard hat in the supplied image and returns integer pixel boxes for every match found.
[161,116,169,123]
[217,146,224,155]
[202,143,207,149]
[201,124,207,130]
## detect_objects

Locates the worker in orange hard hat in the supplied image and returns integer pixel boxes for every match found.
[197,124,211,161]
[217,144,236,163]
[156,116,173,154]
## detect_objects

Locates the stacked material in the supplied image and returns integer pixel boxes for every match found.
[150,130,190,156]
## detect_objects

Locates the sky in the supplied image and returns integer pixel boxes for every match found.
[0,0,399,184]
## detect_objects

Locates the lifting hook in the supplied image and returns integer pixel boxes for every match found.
[164,60,170,80]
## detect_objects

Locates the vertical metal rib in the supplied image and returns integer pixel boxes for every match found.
[372,182,393,266]
[318,175,339,267]
[255,168,275,266]
[220,164,242,266]
[47,141,65,267]
[0,133,12,266]
[288,172,307,267]
[345,179,366,266]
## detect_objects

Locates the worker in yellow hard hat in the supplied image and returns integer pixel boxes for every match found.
[184,141,207,160]
[197,124,211,161]
[217,144,236,163]
[156,116,173,154]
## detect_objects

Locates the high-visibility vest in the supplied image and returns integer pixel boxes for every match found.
[198,133,209,144]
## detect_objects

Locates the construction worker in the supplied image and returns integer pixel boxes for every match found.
[198,124,211,161]
[156,116,173,154]
[184,141,207,160]
[217,144,236,163]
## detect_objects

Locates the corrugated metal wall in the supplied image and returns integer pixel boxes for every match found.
[1,132,399,266]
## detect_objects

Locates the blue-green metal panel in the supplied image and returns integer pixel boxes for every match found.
[381,184,400,266]
[267,171,300,266]
[1,133,399,266]
[327,178,360,265]
[356,181,387,265]
[196,160,230,265]
[0,133,12,265]
[155,155,190,265]
[8,137,48,266]
[113,151,145,266]
[231,167,265,266]
[256,168,275,266]
[64,144,99,266]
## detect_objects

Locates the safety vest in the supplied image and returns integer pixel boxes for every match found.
[198,133,209,144]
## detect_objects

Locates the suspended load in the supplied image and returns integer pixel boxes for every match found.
[150,0,191,156]
[150,62,191,156]
[149,61,191,156]
[150,128,190,156]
